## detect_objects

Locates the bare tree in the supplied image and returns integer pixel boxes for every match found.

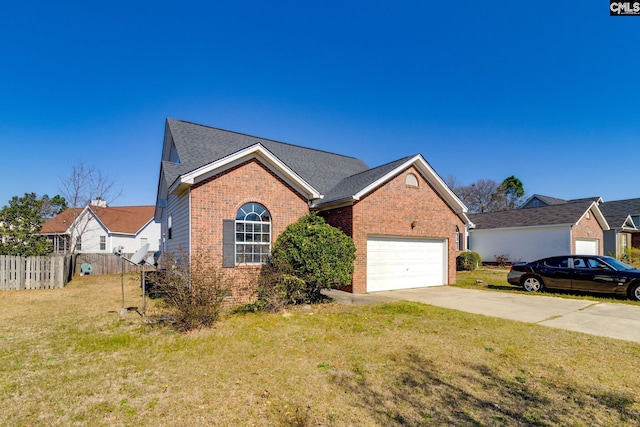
[58,161,122,253]
[457,179,502,213]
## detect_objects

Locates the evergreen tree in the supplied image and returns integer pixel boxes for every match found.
[0,193,59,256]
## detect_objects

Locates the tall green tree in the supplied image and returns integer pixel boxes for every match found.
[499,176,525,210]
[0,193,60,256]
[39,194,67,219]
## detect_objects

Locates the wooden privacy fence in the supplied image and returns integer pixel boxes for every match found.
[0,255,74,290]
[74,253,156,275]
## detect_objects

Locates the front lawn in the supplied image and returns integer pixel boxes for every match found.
[1,273,639,425]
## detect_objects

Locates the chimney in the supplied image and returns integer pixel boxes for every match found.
[90,198,108,207]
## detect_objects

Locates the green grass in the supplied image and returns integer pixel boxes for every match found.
[1,273,640,425]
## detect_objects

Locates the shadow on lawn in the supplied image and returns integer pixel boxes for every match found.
[331,348,639,426]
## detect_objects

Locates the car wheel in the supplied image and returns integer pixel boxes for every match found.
[522,276,543,292]
[629,283,640,301]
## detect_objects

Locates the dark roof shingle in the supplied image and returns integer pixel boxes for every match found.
[470,200,597,229]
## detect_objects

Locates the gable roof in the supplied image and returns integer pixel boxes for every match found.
[40,208,83,234]
[40,206,155,236]
[318,156,414,206]
[599,198,640,231]
[521,194,603,209]
[90,206,156,235]
[160,118,369,197]
[156,119,471,224]
[470,199,609,231]
[316,155,469,220]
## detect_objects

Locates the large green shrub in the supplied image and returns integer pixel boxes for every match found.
[271,213,355,301]
[457,251,482,271]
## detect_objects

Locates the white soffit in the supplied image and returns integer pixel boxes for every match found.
[353,155,469,218]
[173,144,321,200]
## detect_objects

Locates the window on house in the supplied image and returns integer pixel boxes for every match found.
[235,202,271,264]
[455,226,462,251]
[621,233,629,255]
[405,173,419,187]
[100,236,106,251]
[75,237,82,251]
[167,215,173,240]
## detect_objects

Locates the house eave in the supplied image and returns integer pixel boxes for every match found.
[351,154,471,224]
[470,223,575,232]
[173,144,322,200]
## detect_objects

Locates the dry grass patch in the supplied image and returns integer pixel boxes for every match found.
[1,274,640,425]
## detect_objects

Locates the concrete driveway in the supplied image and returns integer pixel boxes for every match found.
[323,286,640,344]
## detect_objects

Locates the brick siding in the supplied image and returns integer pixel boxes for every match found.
[190,162,463,300]
[571,208,604,254]
[322,167,464,293]
[190,159,309,304]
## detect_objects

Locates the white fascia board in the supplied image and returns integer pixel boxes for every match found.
[174,144,321,200]
[581,202,610,231]
[87,208,111,234]
[352,155,470,223]
[620,215,638,231]
[470,223,574,233]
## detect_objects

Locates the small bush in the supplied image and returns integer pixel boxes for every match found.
[624,247,640,268]
[240,266,309,313]
[494,254,510,267]
[457,251,482,271]
[151,252,230,331]
[271,213,355,301]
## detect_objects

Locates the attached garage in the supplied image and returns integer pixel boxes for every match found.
[366,236,448,292]
[575,238,599,255]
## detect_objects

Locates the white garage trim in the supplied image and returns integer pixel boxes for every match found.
[575,238,599,255]
[366,236,447,292]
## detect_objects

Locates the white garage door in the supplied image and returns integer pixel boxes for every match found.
[366,236,447,292]
[575,239,598,255]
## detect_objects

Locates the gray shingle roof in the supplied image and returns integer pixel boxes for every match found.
[165,118,369,195]
[319,156,414,205]
[521,194,601,209]
[600,198,640,229]
[470,199,597,229]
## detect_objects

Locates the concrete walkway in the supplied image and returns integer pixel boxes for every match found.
[323,286,640,344]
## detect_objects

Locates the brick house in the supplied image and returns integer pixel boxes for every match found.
[155,119,471,301]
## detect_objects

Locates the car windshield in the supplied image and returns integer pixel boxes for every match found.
[603,257,634,271]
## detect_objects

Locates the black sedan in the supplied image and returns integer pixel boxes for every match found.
[507,255,640,301]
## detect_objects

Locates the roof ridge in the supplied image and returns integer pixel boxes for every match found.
[168,118,363,161]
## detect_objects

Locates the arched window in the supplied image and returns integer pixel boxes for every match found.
[405,173,419,187]
[235,202,271,264]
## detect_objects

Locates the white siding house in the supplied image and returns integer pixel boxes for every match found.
[468,199,609,264]
[469,225,571,264]
[41,203,160,254]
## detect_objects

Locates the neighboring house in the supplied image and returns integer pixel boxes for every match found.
[155,118,471,301]
[520,194,603,209]
[599,198,640,258]
[40,201,161,254]
[468,199,609,263]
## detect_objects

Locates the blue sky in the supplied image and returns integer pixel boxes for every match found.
[1,1,638,208]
